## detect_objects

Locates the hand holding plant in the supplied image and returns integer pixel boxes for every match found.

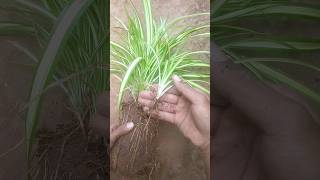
[138,75,210,150]
[111,0,209,175]
[110,122,135,148]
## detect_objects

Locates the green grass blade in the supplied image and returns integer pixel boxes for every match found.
[143,0,153,45]
[235,58,320,72]
[212,0,228,14]
[246,5,320,19]
[214,4,274,23]
[16,0,56,20]
[7,41,38,62]
[222,40,320,50]
[0,23,34,36]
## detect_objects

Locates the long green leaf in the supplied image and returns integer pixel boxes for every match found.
[0,23,34,36]
[214,5,320,23]
[214,4,274,23]
[235,58,320,72]
[212,0,228,14]
[246,5,320,19]
[223,40,320,50]
[117,57,142,108]
[16,0,56,20]
[252,62,320,103]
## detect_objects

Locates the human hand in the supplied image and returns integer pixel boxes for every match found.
[92,93,135,149]
[138,75,210,151]
[212,42,320,180]
[110,122,134,148]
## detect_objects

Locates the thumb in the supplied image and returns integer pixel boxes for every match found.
[110,122,134,147]
[172,75,199,103]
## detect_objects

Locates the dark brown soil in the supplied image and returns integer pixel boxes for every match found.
[111,101,159,178]
[29,120,107,180]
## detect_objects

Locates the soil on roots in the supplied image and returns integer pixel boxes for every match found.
[29,121,107,180]
[111,100,159,177]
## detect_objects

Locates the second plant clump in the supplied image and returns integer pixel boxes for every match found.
[111,0,210,176]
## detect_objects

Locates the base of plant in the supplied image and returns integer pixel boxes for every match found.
[111,100,159,176]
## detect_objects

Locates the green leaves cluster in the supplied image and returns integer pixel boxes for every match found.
[213,0,320,104]
[111,0,210,107]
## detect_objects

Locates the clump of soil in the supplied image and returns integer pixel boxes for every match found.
[111,100,159,177]
[29,121,107,180]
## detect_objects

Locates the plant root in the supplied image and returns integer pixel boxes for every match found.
[110,99,160,177]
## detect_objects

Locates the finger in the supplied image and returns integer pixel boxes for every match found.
[149,84,180,96]
[159,93,179,104]
[157,102,176,113]
[146,85,180,98]
[139,90,156,100]
[110,122,134,144]
[142,101,176,113]
[172,75,200,103]
[112,122,134,138]
[110,123,119,132]
[150,110,175,124]
[166,86,180,96]
[138,98,154,107]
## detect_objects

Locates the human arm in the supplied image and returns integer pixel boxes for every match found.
[212,42,320,180]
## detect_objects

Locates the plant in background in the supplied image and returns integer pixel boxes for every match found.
[213,0,320,104]
[110,0,209,175]
[0,0,108,164]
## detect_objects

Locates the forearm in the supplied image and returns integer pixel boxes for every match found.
[260,127,320,180]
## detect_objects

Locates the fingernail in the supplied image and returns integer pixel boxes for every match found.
[173,75,181,82]
[126,122,134,129]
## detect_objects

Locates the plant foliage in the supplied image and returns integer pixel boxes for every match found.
[111,0,210,108]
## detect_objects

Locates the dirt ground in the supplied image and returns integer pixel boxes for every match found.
[110,0,210,179]
[0,37,30,180]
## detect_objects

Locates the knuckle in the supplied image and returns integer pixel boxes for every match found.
[168,103,176,112]
[198,95,207,104]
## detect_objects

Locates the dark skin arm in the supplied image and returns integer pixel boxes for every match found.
[212,42,320,180]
